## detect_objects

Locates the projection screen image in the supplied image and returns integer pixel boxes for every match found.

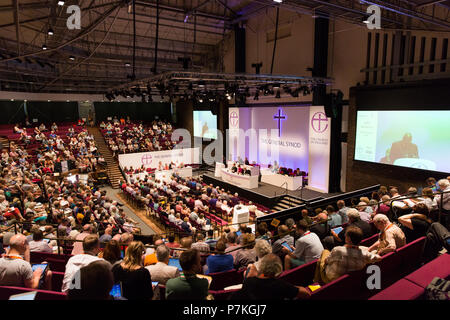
[354,110,450,172]
[193,110,217,139]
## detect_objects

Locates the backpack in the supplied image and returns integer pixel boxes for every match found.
[425,277,450,300]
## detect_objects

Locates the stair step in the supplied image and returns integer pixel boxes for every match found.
[276,203,291,209]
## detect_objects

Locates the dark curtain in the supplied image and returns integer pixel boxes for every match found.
[26,101,79,123]
[94,102,171,122]
[0,100,26,124]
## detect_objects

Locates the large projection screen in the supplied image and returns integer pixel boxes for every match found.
[193,110,217,139]
[354,110,450,173]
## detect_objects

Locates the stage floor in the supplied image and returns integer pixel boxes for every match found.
[200,168,340,201]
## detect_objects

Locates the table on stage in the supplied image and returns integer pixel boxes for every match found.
[155,166,193,182]
[260,168,303,191]
[220,168,259,189]
[215,162,225,177]
[226,161,260,176]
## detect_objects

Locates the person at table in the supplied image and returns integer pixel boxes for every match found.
[231,163,237,173]
[237,156,244,164]
[272,161,280,173]
[244,168,251,176]
[237,164,244,175]
[244,157,250,165]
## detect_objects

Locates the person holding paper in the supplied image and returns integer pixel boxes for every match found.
[368,214,406,256]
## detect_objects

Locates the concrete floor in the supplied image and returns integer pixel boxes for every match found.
[102,186,156,235]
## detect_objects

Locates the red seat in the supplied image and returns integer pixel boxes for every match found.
[404,253,450,288]
[277,259,317,287]
[209,269,243,291]
[395,236,426,275]
[369,279,425,300]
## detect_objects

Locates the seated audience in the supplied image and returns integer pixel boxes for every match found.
[205,239,233,274]
[368,214,406,255]
[319,226,381,283]
[62,235,102,292]
[112,241,153,300]
[146,245,180,285]
[233,254,311,300]
[0,234,51,289]
[165,249,209,300]
[284,220,324,270]
[68,260,114,300]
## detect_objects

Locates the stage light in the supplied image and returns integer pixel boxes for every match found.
[125,62,131,67]
[42,44,47,50]
[227,94,232,100]
[58,1,65,6]
[275,89,281,98]
[69,56,75,61]
[198,80,206,88]
[199,98,203,103]
[48,28,54,35]
[273,0,282,3]
[184,15,189,23]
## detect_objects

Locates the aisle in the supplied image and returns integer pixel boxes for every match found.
[102,186,156,235]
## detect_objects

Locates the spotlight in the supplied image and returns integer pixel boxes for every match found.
[69,55,75,61]
[48,28,54,36]
[125,62,131,67]
[58,1,65,6]
[273,0,282,3]
[42,44,48,50]
[188,82,193,90]
[275,90,281,99]
[198,80,206,88]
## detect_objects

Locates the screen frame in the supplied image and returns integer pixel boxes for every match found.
[353,107,450,175]
[193,110,218,140]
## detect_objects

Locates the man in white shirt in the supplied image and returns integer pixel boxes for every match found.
[283,220,324,270]
[146,245,179,285]
[62,234,102,292]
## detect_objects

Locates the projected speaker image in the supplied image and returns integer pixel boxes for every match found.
[193,110,217,139]
[355,110,450,172]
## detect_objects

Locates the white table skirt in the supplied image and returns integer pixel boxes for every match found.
[260,169,303,191]
[221,168,259,189]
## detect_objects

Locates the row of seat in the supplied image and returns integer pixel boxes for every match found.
[209,236,427,300]
[370,252,450,300]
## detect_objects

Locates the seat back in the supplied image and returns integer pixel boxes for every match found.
[51,271,65,292]
[277,259,317,287]
[360,234,379,247]
[209,269,243,291]
[210,289,239,300]
[311,270,365,300]
[395,236,426,276]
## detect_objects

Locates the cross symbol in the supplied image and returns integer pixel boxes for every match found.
[273,108,287,137]
[311,112,328,133]
[230,111,239,127]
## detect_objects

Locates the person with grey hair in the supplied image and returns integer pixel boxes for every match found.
[146,245,180,285]
[245,239,272,278]
[232,253,311,300]
[368,214,405,255]
[324,208,374,249]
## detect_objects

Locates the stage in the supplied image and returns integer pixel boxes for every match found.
[201,168,340,209]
